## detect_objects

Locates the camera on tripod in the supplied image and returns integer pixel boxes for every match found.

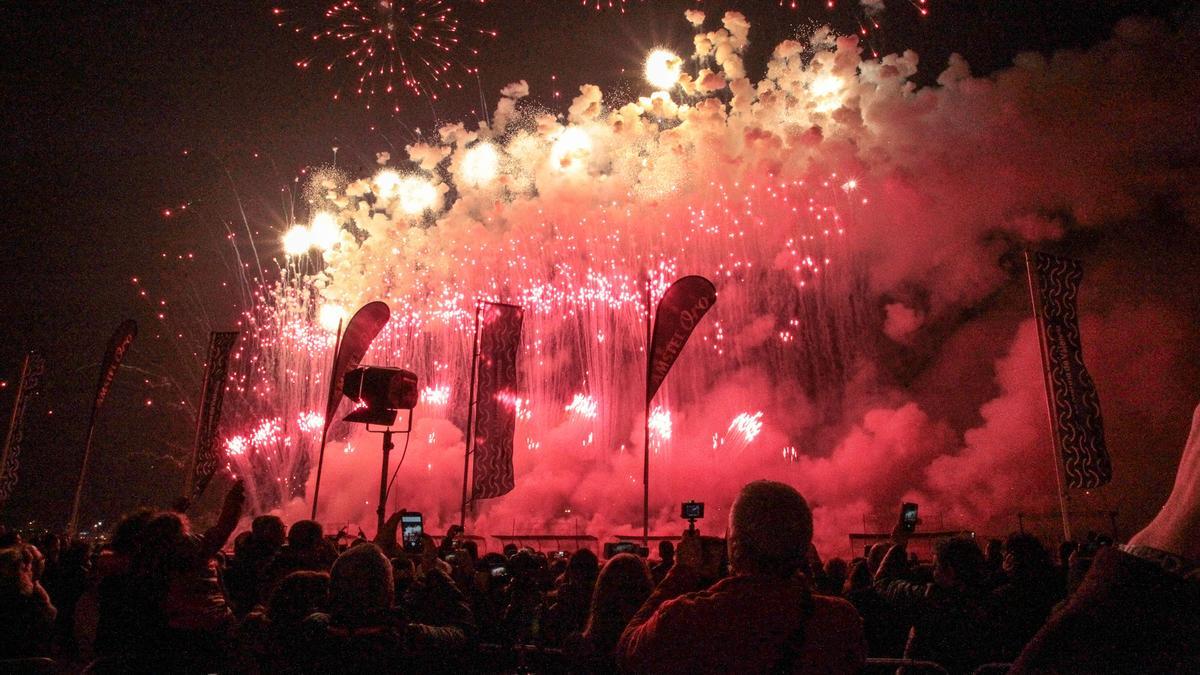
[681,501,704,531]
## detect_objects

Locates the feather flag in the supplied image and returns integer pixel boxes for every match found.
[69,319,138,535]
[646,275,717,404]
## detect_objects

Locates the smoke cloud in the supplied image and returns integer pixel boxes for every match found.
[241,11,1198,556]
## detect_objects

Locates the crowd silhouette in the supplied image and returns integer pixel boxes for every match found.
[2,403,1200,673]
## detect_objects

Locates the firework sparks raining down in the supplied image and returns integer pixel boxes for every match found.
[205,4,1186,550]
[229,10,877,524]
[275,0,495,112]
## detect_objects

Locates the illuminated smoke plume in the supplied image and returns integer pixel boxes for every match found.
[231,11,1199,554]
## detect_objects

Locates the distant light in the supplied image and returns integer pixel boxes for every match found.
[461,143,500,187]
[550,127,592,173]
[282,225,312,256]
[318,304,348,332]
[396,176,439,215]
[645,49,683,91]
[811,74,845,112]
[309,212,340,251]
[373,169,402,199]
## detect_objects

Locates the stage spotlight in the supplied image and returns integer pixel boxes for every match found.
[343,366,419,426]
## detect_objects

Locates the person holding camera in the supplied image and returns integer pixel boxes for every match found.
[617,481,866,674]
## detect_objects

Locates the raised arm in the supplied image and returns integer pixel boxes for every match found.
[201,479,245,559]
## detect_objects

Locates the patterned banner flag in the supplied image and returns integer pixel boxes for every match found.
[0,351,45,504]
[647,275,717,404]
[471,302,524,500]
[187,331,239,501]
[1025,251,1112,488]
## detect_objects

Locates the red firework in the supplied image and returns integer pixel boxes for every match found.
[274,1,496,114]
[584,0,637,12]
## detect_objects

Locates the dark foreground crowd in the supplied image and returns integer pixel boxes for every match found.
[3,406,1200,674]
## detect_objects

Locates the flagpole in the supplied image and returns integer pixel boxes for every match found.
[182,334,217,501]
[68,415,99,538]
[461,301,483,528]
[1024,251,1073,542]
[311,318,344,520]
[643,279,653,550]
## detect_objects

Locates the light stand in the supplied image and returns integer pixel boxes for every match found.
[365,412,412,536]
[340,365,420,537]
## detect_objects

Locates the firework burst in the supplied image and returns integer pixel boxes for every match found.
[275,0,496,114]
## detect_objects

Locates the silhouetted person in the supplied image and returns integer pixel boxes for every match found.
[300,542,469,672]
[875,535,1001,674]
[992,532,1062,660]
[0,545,56,658]
[543,548,599,645]
[618,480,866,673]
[566,552,655,673]
[818,557,849,596]
[843,558,905,657]
[264,519,337,593]
[130,480,244,671]
[238,570,330,673]
[226,514,286,615]
[651,540,674,586]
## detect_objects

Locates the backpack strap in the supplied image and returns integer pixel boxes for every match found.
[771,585,816,674]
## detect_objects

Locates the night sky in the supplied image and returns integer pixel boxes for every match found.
[1,0,1195,532]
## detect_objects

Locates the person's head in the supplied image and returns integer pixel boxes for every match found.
[252,515,287,549]
[62,540,93,570]
[1003,532,1051,578]
[136,512,191,576]
[584,553,654,651]
[233,531,253,558]
[23,543,45,581]
[658,540,675,562]
[728,480,813,577]
[845,559,872,593]
[328,543,393,624]
[867,542,888,575]
[111,508,155,557]
[934,536,986,589]
[288,520,324,550]
[824,557,849,587]
[268,570,329,625]
[37,533,62,561]
[0,546,34,595]
[565,548,599,586]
